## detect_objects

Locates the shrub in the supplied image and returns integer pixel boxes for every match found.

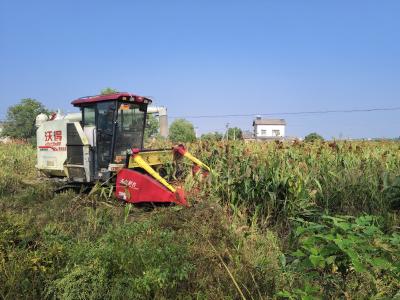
[304,132,324,142]
[47,221,194,300]
[281,215,400,298]
[169,119,196,143]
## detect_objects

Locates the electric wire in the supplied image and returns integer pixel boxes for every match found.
[169,106,400,119]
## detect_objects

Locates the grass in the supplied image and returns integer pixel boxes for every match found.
[0,141,399,299]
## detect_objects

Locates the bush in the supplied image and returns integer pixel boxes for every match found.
[280,215,400,299]
[201,132,223,141]
[48,221,193,299]
[304,132,324,142]
[169,119,196,143]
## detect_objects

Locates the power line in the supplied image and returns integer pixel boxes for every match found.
[169,106,400,119]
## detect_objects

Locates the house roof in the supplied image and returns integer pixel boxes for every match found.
[253,118,286,126]
[71,92,152,106]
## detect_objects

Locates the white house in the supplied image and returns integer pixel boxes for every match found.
[253,118,286,140]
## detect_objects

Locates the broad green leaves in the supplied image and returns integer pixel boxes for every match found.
[283,215,400,298]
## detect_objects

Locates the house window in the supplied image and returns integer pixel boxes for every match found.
[261,129,267,135]
[272,130,280,136]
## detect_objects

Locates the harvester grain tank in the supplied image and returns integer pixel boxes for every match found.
[35,92,210,206]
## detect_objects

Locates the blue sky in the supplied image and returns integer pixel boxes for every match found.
[1,0,399,138]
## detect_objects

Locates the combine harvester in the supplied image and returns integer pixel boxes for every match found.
[35,92,210,206]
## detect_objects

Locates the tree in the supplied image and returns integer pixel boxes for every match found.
[100,87,118,95]
[169,119,196,143]
[226,127,243,140]
[1,99,48,140]
[201,132,223,141]
[144,114,160,140]
[304,132,324,143]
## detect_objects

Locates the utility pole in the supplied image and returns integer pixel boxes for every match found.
[225,123,230,141]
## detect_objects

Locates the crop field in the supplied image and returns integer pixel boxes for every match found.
[0,140,399,299]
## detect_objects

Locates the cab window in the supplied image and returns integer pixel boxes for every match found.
[83,107,95,126]
[114,102,146,160]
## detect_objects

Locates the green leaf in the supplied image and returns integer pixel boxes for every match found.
[352,258,367,273]
[293,249,306,258]
[295,226,307,236]
[309,247,320,256]
[345,248,366,272]
[370,257,392,270]
[319,233,335,241]
[325,255,336,265]
[320,244,339,257]
[279,254,287,268]
[276,290,294,299]
[333,238,350,251]
[309,255,325,268]
[334,221,351,231]
[313,178,323,194]
[302,296,318,300]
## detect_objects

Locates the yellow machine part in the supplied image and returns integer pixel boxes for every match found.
[126,148,210,194]
[131,154,177,193]
[181,151,211,172]
[127,150,175,168]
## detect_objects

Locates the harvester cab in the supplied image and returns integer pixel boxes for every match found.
[36,92,210,206]
[71,93,149,180]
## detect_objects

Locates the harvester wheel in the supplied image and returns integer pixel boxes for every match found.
[53,183,91,194]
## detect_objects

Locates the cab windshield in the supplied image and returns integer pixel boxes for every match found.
[114,102,146,162]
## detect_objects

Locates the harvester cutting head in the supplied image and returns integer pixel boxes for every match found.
[36,92,210,206]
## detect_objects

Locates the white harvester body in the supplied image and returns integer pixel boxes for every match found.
[36,112,91,180]
[36,118,69,176]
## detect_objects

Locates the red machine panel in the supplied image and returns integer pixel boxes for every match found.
[115,169,187,206]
